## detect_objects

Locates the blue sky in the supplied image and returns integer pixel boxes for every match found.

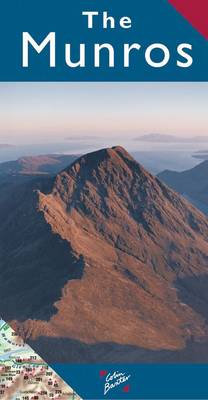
[0,83,207,144]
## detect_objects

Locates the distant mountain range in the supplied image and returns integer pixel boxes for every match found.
[1,147,208,363]
[134,134,208,143]
[0,154,79,176]
[158,160,208,215]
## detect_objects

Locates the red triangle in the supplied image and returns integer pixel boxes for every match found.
[169,0,208,39]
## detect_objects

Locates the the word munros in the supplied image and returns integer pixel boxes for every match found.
[22,11,193,69]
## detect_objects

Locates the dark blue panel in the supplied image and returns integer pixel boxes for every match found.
[0,0,208,81]
[52,364,208,399]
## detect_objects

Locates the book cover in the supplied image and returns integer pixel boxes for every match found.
[0,1,208,399]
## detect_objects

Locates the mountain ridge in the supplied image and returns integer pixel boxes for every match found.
[158,160,208,215]
[0,154,79,176]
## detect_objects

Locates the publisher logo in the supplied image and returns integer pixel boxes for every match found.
[99,370,131,396]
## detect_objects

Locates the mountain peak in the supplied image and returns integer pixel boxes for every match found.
[48,145,208,242]
[52,146,152,210]
[61,145,147,180]
[111,145,132,156]
[64,146,134,171]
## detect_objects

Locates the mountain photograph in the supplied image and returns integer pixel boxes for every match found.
[1,82,208,365]
[1,146,208,363]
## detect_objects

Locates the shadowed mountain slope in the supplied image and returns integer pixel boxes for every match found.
[158,161,208,215]
[1,146,208,363]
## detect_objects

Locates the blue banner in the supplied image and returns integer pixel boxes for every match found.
[0,0,208,81]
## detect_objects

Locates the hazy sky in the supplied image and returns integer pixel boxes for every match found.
[0,83,207,144]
